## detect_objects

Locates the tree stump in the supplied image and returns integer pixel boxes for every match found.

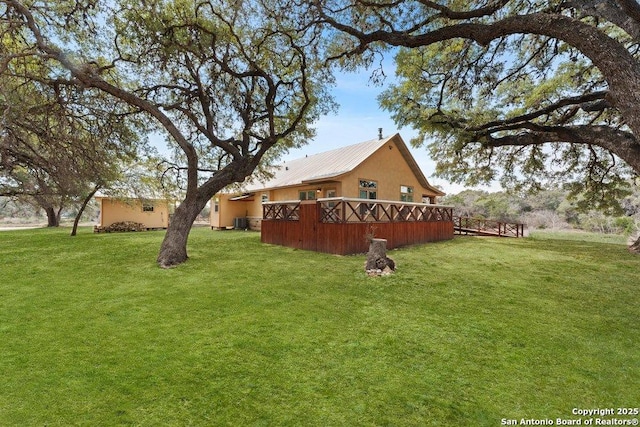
[365,238,395,276]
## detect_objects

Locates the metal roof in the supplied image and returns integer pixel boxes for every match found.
[242,133,444,196]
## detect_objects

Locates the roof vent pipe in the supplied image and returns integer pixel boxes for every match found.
[378,128,383,140]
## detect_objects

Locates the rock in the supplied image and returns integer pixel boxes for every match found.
[381,266,394,276]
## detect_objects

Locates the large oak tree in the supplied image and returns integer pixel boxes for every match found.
[316,0,640,241]
[2,0,333,267]
[1,37,142,230]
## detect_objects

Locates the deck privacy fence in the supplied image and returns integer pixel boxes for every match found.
[262,198,455,255]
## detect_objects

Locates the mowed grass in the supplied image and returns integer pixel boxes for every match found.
[0,228,638,426]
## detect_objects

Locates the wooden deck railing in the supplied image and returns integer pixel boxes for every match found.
[454,216,525,237]
[261,198,455,255]
[263,200,301,221]
[318,197,454,223]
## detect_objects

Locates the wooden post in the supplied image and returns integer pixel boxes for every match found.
[300,202,318,251]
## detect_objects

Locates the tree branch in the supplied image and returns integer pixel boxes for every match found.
[470,90,610,132]
[564,0,640,43]
[483,125,640,171]
[5,0,201,197]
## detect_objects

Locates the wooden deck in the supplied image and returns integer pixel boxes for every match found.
[454,216,525,237]
[261,198,455,255]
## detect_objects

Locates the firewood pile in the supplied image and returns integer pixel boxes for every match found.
[94,221,146,233]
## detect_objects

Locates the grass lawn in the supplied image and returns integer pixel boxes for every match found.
[0,227,638,426]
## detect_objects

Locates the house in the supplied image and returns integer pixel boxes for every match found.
[95,196,172,230]
[211,133,445,230]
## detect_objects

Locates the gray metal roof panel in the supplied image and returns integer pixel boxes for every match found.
[243,135,393,191]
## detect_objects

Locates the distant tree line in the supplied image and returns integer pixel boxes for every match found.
[444,187,640,235]
[0,195,98,223]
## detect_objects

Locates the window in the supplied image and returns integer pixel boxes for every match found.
[400,185,414,202]
[325,189,338,210]
[213,198,219,213]
[299,190,316,200]
[359,179,377,199]
[261,193,269,203]
[142,203,154,212]
[358,179,378,218]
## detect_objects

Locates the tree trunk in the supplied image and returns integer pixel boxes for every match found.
[156,196,208,268]
[155,159,254,268]
[629,233,640,254]
[44,206,60,227]
[71,186,100,237]
[365,238,388,270]
[365,238,396,274]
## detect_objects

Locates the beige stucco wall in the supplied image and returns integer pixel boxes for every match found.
[267,184,342,201]
[98,198,170,228]
[211,185,344,229]
[211,194,258,229]
[211,138,440,229]
[341,140,439,202]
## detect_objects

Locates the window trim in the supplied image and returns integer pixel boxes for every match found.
[400,185,414,202]
[358,179,378,200]
[298,190,317,201]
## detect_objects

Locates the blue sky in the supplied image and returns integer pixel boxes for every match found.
[282,67,486,195]
[151,65,498,195]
